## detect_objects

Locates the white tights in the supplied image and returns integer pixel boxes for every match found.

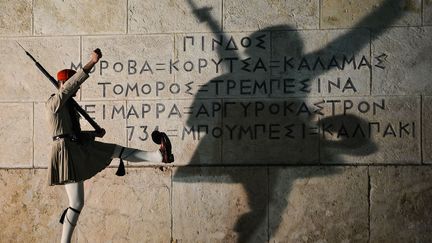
[61,182,84,243]
[60,145,162,243]
[111,145,163,162]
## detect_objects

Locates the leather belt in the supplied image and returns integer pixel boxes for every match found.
[52,134,79,142]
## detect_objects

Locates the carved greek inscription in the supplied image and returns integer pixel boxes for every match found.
[77,32,408,145]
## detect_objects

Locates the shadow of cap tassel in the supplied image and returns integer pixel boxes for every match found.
[116,147,126,176]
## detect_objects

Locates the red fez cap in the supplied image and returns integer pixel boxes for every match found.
[57,69,77,82]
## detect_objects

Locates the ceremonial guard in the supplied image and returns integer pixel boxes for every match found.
[44,49,174,243]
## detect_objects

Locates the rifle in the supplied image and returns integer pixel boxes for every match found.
[17,42,105,137]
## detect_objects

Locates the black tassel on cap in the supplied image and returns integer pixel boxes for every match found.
[116,147,126,176]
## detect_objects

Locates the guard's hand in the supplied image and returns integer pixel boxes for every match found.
[94,48,102,58]
[90,49,102,64]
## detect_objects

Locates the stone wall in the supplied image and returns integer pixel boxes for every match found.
[0,0,431,242]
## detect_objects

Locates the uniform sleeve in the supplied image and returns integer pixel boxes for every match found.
[45,69,89,113]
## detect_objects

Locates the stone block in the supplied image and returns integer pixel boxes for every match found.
[269,166,368,242]
[81,35,175,100]
[172,167,268,243]
[370,166,432,242]
[221,98,320,164]
[34,0,126,35]
[372,26,432,95]
[34,103,52,168]
[321,0,421,29]
[0,169,68,242]
[223,0,319,31]
[426,0,432,25]
[423,96,432,163]
[128,0,222,33]
[0,37,80,101]
[0,103,33,168]
[126,99,222,166]
[174,32,271,99]
[0,169,170,242]
[79,101,127,146]
[271,29,371,98]
[76,168,171,242]
[0,0,32,36]
[320,96,420,164]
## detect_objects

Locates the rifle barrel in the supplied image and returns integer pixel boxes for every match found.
[34,62,59,88]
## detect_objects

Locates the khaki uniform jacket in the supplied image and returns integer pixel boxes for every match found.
[46,69,115,186]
